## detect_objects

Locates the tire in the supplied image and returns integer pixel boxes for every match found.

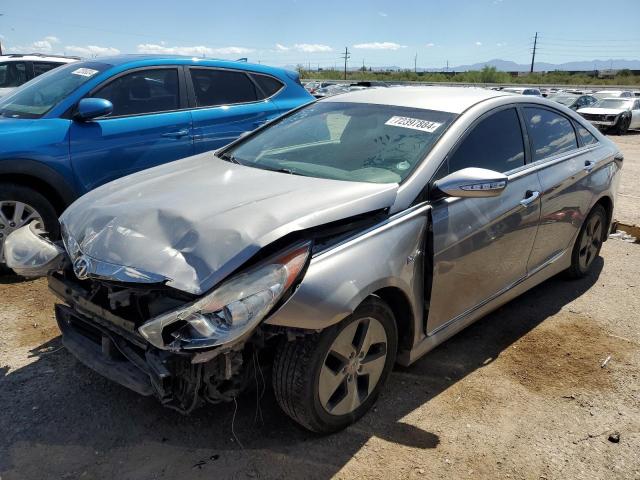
[0,182,60,268]
[615,115,630,135]
[565,204,607,279]
[273,296,398,433]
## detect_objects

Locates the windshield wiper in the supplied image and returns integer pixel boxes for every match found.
[260,166,306,176]
[218,151,242,165]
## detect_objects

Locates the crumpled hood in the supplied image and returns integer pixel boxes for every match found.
[60,152,398,294]
[578,107,627,115]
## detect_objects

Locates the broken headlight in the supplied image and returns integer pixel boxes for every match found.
[138,242,310,351]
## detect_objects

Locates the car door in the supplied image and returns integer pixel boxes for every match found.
[427,107,542,333]
[186,67,278,154]
[631,100,640,128]
[523,106,595,271]
[69,67,193,192]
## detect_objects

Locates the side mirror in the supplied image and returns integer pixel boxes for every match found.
[74,98,113,121]
[433,167,508,198]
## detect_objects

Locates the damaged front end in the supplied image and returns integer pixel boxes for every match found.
[6,223,311,413]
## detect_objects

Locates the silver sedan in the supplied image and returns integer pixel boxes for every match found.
[5,86,622,433]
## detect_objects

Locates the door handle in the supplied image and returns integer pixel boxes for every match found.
[584,160,595,172]
[520,190,540,207]
[161,129,190,138]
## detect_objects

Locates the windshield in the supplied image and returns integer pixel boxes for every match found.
[0,61,28,88]
[549,95,577,106]
[224,101,457,184]
[594,99,631,109]
[0,61,110,119]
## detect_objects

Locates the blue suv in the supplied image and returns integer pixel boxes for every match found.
[0,55,313,263]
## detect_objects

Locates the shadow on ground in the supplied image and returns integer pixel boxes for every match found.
[0,260,603,479]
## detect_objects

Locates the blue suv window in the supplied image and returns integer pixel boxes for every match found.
[250,73,283,98]
[190,68,258,107]
[93,68,180,117]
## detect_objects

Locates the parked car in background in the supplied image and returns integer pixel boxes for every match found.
[0,55,313,265]
[577,97,640,134]
[503,87,542,96]
[0,54,78,97]
[5,86,621,433]
[548,93,597,110]
[592,90,634,100]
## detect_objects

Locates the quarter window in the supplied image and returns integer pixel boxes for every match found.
[524,107,577,161]
[576,125,598,146]
[251,73,283,98]
[448,108,525,174]
[93,68,180,117]
[190,69,258,107]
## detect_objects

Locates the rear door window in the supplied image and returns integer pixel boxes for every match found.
[92,68,180,117]
[190,68,259,107]
[0,61,27,87]
[523,107,578,161]
[448,108,525,174]
[251,73,284,98]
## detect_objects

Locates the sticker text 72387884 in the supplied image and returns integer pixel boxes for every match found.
[385,116,442,133]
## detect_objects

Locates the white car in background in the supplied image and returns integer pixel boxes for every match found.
[0,54,79,97]
[577,97,640,134]
[592,90,634,100]
[502,87,542,96]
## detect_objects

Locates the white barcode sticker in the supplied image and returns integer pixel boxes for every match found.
[71,68,99,77]
[385,116,442,133]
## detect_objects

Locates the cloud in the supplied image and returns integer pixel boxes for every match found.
[44,36,60,44]
[292,43,333,53]
[353,42,406,50]
[496,42,507,47]
[475,41,482,46]
[275,43,289,51]
[425,42,436,47]
[65,45,121,57]
[20,36,61,53]
[136,44,253,56]
[378,11,388,16]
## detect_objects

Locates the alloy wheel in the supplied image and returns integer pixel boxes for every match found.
[318,316,388,416]
[578,213,602,271]
[0,201,45,263]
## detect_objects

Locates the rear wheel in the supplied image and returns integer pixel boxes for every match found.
[0,183,59,269]
[565,204,607,279]
[273,296,397,433]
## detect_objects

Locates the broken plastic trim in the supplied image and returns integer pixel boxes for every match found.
[138,241,312,351]
[4,222,68,277]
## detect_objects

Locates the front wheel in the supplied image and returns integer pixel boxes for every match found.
[273,296,397,433]
[615,115,630,135]
[565,204,607,279]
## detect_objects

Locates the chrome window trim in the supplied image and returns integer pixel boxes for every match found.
[508,143,602,180]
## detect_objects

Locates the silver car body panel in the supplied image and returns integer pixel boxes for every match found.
[10,87,620,369]
[59,153,398,294]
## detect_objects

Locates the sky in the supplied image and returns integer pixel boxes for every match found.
[1,0,639,69]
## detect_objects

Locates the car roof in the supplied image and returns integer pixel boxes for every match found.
[0,54,78,63]
[77,54,293,78]
[321,86,511,114]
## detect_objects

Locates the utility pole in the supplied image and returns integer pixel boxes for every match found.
[0,13,4,55]
[414,53,417,73]
[341,46,350,80]
[530,31,538,74]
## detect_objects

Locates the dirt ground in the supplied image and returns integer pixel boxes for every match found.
[1,134,640,480]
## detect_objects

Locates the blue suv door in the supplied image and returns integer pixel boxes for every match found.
[69,67,193,192]
[186,67,278,153]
